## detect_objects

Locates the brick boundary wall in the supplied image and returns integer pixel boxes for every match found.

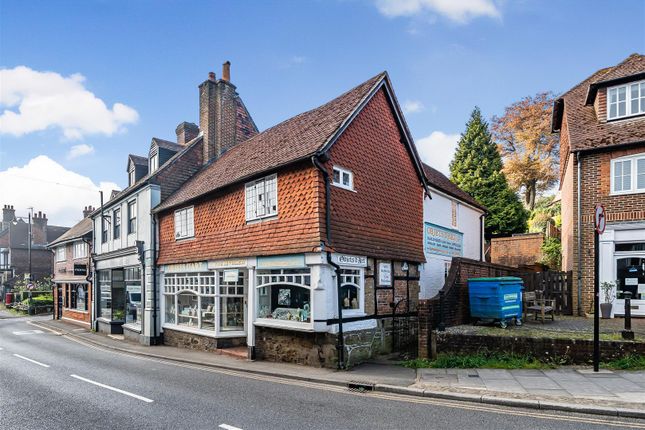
[490,233,544,268]
[435,331,645,364]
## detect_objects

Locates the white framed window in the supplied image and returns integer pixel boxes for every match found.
[608,80,645,120]
[73,241,87,259]
[150,153,159,172]
[56,246,66,262]
[256,268,312,326]
[611,153,645,195]
[340,268,364,315]
[128,168,135,187]
[174,206,194,240]
[245,174,278,221]
[332,166,354,191]
[127,200,137,234]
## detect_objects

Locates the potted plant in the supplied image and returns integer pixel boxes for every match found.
[599,281,616,319]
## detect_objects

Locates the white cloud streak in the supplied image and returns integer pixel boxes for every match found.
[67,144,95,159]
[0,66,138,140]
[0,155,120,226]
[415,131,460,175]
[375,0,501,23]
[402,100,424,114]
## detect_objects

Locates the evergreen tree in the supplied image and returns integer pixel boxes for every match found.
[450,107,528,236]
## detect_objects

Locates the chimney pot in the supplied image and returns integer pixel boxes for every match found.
[222,61,231,82]
[208,71,216,81]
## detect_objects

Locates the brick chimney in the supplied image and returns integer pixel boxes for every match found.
[83,206,95,218]
[32,211,48,245]
[198,61,258,165]
[175,122,199,145]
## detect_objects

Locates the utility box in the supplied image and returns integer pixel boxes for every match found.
[468,277,523,328]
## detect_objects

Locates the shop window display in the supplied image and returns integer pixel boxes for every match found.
[340,269,361,310]
[257,269,311,323]
[125,267,142,325]
[98,270,111,319]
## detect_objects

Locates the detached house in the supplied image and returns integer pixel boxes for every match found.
[553,53,645,317]
[154,71,428,367]
[91,62,257,344]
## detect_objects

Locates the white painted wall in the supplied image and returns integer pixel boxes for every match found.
[419,187,484,299]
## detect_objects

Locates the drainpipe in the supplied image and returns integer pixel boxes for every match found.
[151,215,158,344]
[82,236,93,321]
[479,212,486,261]
[311,154,345,370]
[576,151,582,316]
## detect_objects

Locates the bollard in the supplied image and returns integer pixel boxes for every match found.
[622,292,634,340]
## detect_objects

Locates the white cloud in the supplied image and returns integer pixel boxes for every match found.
[375,0,501,23]
[0,155,120,226]
[0,66,139,140]
[402,100,424,114]
[415,131,460,175]
[67,144,95,159]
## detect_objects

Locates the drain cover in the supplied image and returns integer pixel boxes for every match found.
[348,381,375,392]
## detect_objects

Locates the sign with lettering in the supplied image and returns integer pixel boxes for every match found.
[257,254,305,269]
[73,264,87,276]
[208,258,247,269]
[163,261,208,273]
[331,253,368,267]
[223,269,239,282]
[378,262,392,286]
[424,222,463,258]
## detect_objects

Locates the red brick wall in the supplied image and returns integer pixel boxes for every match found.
[156,161,324,264]
[52,241,92,324]
[490,234,544,267]
[324,88,424,262]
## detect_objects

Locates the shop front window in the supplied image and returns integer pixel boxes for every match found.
[125,267,142,325]
[617,256,645,300]
[256,269,311,323]
[98,270,111,319]
[111,269,126,321]
[76,284,87,311]
[340,268,362,312]
[163,270,245,334]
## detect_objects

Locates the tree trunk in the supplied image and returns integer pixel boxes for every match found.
[527,181,537,211]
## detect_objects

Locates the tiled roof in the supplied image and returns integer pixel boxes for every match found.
[46,225,70,244]
[48,217,92,247]
[555,53,645,152]
[422,163,486,212]
[128,154,147,166]
[152,138,184,153]
[156,72,387,212]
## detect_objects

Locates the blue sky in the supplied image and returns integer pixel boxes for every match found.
[1,0,644,225]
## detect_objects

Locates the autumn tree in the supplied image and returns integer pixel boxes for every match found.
[492,92,558,211]
[450,107,528,237]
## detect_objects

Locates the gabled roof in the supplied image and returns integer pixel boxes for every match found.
[156,72,428,212]
[422,163,486,212]
[128,154,147,168]
[48,217,92,248]
[552,53,645,153]
[151,137,184,153]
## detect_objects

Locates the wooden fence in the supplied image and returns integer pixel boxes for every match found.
[520,271,573,315]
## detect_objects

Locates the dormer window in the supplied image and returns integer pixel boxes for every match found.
[608,80,645,120]
[150,153,159,172]
[129,167,135,187]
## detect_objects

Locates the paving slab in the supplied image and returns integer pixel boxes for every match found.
[515,376,562,390]
[482,378,528,393]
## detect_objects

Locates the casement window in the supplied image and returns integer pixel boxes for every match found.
[73,241,87,259]
[174,206,194,240]
[608,80,645,120]
[150,153,159,173]
[128,168,136,187]
[332,166,354,191]
[340,268,364,315]
[127,200,137,234]
[245,174,278,221]
[113,208,121,240]
[611,153,645,195]
[56,246,66,262]
[101,215,110,243]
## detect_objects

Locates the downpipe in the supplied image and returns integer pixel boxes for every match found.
[576,151,582,316]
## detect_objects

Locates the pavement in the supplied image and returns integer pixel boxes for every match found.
[22,315,645,420]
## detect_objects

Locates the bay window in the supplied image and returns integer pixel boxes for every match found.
[611,153,645,194]
[608,80,645,120]
[163,270,245,334]
[256,269,311,324]
[245,174,278,221]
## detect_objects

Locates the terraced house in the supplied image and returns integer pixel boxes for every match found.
[554,53,645,317]
[154,70,429,368]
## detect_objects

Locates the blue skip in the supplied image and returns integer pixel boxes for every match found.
[467,277,523,328]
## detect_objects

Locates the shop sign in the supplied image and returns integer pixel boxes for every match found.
[163,261,208,273]
[208,258,247,269]
[73,264,87,276]
[379,262,392,286]
[223,269,239,282]
[331,253,367,267]
[257,254,305,269]
[424,222,463,258]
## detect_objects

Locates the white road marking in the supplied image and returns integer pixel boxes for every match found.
[70,374,154,403]
[72,328,85,332]
[219,425,243,430]
[13,353,50,368]
[13,329,44,335]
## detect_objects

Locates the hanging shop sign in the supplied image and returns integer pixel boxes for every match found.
[331,253,368,267]
[162,261,208,273]
[257,254,305,269]
[378,262,392,286]
[424,222,463,258]
[208,258,248,269]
